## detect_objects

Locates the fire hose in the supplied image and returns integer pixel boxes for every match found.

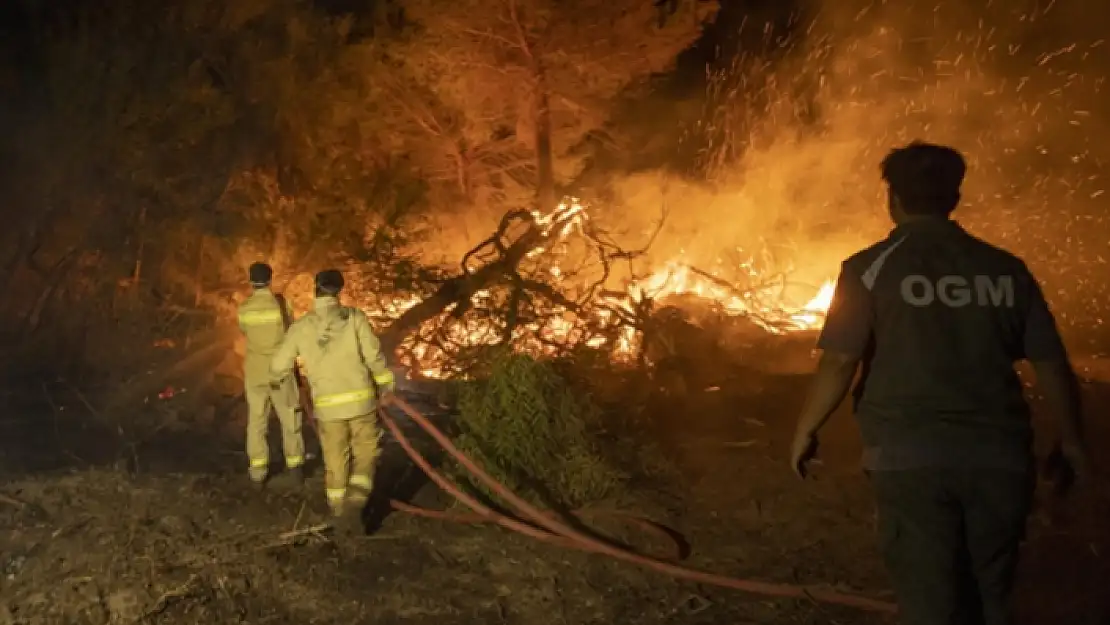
[376,396,898,615]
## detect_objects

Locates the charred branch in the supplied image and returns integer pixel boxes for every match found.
[381,207,579,353]
[380,198,676,372]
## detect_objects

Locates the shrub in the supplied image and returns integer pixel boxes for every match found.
[451,351,627,510]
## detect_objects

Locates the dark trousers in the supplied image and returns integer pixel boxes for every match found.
[871,468,1033,625]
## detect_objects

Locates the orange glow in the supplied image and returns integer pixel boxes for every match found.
[336,198,839,379]
[624,262,836,333]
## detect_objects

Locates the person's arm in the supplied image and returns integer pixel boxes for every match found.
[791,262,873,477]
[270,324,301,387]
[236,303,248,334]
[1022,271,1086,470]
[354,312,396,394]
[1037,362,1085,471]
[794,352,861,439]
[276,294,295,331]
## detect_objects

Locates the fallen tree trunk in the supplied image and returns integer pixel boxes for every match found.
[380,209,566,354]
[376,199,672,370]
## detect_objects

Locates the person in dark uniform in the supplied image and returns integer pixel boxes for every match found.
[789,141,1087,625]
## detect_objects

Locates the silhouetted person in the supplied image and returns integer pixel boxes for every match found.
[790,141,1087,625]
[238,262,305,488]
[270,269,397,535]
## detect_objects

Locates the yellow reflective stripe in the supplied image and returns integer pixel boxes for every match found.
[348,475,372,489]
[249,458,268,468]
[239,309,283,325]
[315,389,373,408]
[373,370,395,386]
[285,455,304,468]
[325,488,346,501]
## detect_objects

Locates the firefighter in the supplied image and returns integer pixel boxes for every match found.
[237,262,306,488]
[789,141,1087,625]
[269,269,396,532]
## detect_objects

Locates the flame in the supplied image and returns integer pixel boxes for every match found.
[794,280,837,328]
[338,198,838,378]
[625,261,837,334]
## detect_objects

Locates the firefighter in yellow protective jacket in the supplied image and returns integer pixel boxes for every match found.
[238,262,306,488]
[269,269,396,529]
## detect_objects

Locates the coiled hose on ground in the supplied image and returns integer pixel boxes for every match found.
[376,396,898,615]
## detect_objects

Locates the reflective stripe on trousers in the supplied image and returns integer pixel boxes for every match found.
[250,455,302,469]
[326,488,346,514]
[324,477,371,500]
[315,389,373,408]
[249,459,267,482]
[347,474,372,502]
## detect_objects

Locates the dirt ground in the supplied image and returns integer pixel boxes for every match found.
[2,362,1108,625]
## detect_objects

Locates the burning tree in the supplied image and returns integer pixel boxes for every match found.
[0,0,838,518]
[384,0,719,215]
[0,0,836,387]
[339,194,835,379]
[318,0,827,376]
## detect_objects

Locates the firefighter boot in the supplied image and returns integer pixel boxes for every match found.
[286,465,305,487]
[335,500,365,538]
[248,467,268,490]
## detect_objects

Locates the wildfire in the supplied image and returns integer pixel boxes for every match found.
[361,199,840,379]
[626,262,836,333]
[794,280,837,326]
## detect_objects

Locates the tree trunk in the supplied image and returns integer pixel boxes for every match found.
[21,248,80,335]
[129,205,147,309]
[185,236,207,350]
[270,221,288,269]
[270,192,296,274]
[380,220,551,354]
[452,143,471,199]
[532,66,556,212]
[0,207,58,294]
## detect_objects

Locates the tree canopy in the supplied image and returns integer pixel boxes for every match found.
[0,0,719,374]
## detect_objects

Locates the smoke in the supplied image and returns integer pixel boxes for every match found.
[602,0,1109,338]
[408,0,1109,343]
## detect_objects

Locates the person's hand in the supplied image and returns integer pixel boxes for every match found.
[790,430,819,479]
[1061,442,1089,477]
[1043,441,1089,496]
[379,389,396,405]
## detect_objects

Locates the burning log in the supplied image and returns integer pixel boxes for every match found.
[380,203,588,355]
[360,197,833,379]
[376,198,671,377]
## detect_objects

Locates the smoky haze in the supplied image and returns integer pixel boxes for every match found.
[589,0,1109,341]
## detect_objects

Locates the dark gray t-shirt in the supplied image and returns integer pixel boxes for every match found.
[817,218,1068,472]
